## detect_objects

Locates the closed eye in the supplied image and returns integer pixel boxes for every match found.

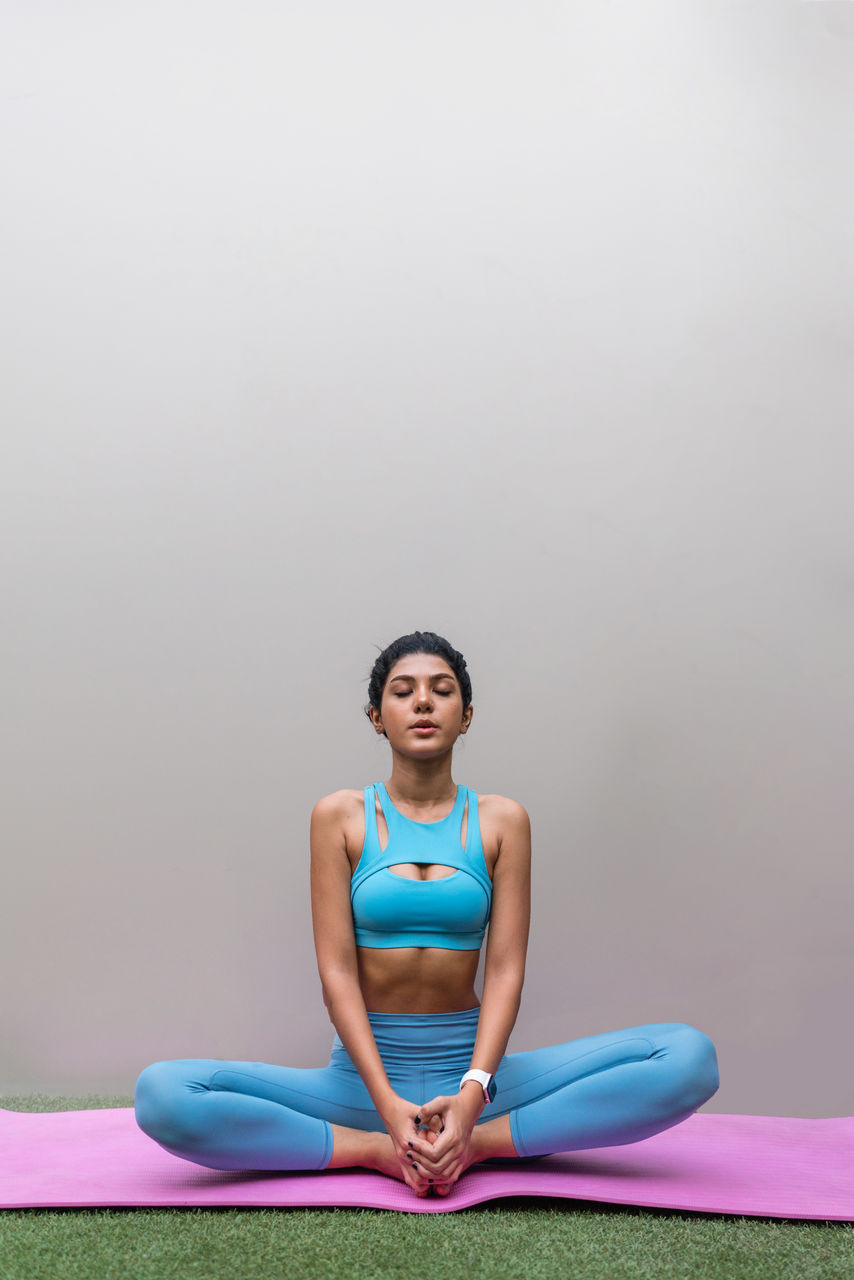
[394,690,452,697]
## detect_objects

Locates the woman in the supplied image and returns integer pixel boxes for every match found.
[135,631,719,1198]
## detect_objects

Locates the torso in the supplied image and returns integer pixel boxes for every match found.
[340,786,503,1013]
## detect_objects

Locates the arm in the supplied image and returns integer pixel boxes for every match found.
[310,793,426,1187]
[310,793,393,1110]
[413,798,532,1180]
[467,796,532,1080]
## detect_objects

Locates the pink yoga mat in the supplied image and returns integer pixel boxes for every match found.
[1,1107,851,1219]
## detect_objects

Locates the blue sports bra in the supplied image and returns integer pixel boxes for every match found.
[350,781,492,950]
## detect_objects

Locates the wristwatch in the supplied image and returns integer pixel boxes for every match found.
[459,1068,497,1104]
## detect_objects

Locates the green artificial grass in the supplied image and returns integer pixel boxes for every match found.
[1,1097,852,1280]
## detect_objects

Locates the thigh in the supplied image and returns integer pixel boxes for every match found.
[491,1022,688,1116]
[139,1056,387,1132]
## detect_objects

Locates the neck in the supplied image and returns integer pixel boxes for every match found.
[386,756,457,809]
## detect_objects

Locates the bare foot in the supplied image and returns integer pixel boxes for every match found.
[368,1132,410,1181]
[369,1127,453,1197]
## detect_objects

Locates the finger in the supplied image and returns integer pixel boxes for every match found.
[412,1126,458,1160]
[407,1131,448,1161]
[409,1115,450,1151]
[419,1105,448,1136]
[404,1147,443,1178]
[399,1157,430,1195]
[402,1147,441,1178]
[416,1097,452,1127]
[436,1157,460,1179]
[411,1131,453,1163]
[416,1122,447,1148]
[409,1141,458,1177]
[409,1149,454,1181]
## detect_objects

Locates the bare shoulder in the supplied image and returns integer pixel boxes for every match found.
[476,793,531,874]
[311,789,363,820]
[311,788,367,867]
[478,793,530,829]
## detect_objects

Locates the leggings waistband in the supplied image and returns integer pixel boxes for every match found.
[330,1006,481,1071]
[365,1006,480,1027]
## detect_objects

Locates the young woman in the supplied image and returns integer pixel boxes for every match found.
[135,631,719,1198]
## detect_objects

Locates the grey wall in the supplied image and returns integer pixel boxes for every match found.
[3,2,852,1117]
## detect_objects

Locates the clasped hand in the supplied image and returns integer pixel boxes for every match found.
[383,1090,484,1197]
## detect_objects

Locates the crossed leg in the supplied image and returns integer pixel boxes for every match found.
[135,1021,719,1194]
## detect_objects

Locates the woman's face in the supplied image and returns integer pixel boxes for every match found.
[373,655,471,750]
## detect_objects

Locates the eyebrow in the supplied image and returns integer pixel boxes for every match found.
[388,673,456,683]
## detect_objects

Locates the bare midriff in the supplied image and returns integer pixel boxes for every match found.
[356,946,481,1014]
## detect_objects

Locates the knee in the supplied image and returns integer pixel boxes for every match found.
[134,1061,201,1150]
[672,1024,720,1108]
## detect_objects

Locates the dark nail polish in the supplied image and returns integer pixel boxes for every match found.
[408,1141,413,1148]
[440,1126,445,1133]
[428,1179,433,1184]
[412,1162,419,1170]
[415,1115,421,1123]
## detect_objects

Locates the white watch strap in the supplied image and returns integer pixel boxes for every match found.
[459,1068,492,1100]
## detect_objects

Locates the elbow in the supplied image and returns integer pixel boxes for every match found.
[318,966,361,1016]
[484,961,526,1000]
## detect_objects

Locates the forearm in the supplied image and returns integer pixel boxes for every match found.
[468,968,524,1077]
[321,973,398,1115]
[437,968,524,1128]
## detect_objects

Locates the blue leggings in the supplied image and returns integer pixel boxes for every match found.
[134,1008,719,1171]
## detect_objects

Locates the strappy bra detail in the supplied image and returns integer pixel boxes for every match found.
[350,781,493,950]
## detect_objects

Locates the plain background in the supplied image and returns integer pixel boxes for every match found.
[2,2,852,1115]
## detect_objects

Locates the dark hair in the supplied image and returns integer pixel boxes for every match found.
[364,631,472,731]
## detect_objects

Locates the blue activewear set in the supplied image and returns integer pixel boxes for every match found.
[351,781,492,948]
[135,782,719,1171]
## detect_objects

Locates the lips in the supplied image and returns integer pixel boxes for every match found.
[411,721,437,729]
